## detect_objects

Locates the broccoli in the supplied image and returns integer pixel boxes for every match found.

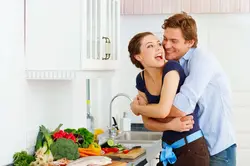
[50,138,80,160]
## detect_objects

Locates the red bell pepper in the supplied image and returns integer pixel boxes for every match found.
[53,130,76,142]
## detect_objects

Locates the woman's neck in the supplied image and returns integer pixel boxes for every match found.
[144,67,163,83]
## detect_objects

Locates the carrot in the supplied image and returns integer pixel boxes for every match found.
[79,150,101,156]
[79,153,88,157]
[78,148,101,153]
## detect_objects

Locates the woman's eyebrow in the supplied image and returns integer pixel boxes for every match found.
[145,42,153,45]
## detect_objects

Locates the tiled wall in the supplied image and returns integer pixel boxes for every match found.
[121,0,250,14]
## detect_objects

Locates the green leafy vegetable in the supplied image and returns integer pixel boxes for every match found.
[13,151,35,166]
[64,128,77,134]
[64,127,94,148]
[78,128,94,147]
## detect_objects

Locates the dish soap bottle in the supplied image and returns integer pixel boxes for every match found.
[121,112,131,131]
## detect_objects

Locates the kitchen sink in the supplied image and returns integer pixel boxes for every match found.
[114,131,162,144]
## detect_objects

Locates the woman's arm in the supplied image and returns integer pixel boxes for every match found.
[135,90,184,117]
[131,70,186,118]
[142,115,194,132]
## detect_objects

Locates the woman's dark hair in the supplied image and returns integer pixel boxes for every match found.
[128,32,153,69]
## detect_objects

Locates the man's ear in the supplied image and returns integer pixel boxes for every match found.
[134,54,143,62]
[186,39,195,48]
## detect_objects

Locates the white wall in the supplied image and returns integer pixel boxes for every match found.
[114,14,250,165]
[0,1,26,164]
[1,1,250,164]
[0,1,88,165]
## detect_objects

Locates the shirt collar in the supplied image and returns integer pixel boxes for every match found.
[179,48,195,67]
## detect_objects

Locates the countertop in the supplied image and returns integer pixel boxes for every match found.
[98,131,161,166]
[110,140,161,166]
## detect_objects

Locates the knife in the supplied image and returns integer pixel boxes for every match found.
[112,117,119,130]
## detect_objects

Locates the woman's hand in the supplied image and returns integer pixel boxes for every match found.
[167,115,194,132]
[130,94,148,116]
[130,97,140,116]
[136,94,148,105]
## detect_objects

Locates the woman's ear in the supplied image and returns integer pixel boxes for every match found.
[134,54,143,62]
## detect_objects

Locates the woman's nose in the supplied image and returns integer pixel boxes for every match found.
[156,45,161,50]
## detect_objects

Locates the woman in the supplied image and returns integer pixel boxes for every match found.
[128,32,209,166]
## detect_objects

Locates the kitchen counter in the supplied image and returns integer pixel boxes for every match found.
[98,131,162,166]
[111,140,161,166]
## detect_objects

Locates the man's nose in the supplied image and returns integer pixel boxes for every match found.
[162,40,170,49]
[164,42,172,49]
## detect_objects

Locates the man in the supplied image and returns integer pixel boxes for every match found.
[131,12,236,166]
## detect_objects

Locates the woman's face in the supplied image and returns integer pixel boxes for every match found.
[135,35,165,69]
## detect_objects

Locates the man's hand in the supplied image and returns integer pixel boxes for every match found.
[130,97,140,116]
[167,115,194,132]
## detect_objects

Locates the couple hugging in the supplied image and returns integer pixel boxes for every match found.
[129,12,236,166]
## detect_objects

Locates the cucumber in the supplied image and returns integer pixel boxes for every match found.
[101,139,115,148]
[107,139,115,146]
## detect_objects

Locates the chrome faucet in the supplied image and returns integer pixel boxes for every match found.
[87,112,94,132]
[109,93,132,136]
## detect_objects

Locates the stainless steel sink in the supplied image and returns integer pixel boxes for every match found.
[114,131,162,144]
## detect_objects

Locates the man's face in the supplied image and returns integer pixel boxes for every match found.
[162,27,192,61]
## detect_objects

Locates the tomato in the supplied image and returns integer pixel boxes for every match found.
[123,149,130,154]
[111,148,119,153]
[102,147,119,154]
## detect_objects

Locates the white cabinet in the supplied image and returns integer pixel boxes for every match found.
[81,0,120,70]
[25,0,120,79]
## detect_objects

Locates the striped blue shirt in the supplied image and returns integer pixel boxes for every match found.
[173,48,236,155]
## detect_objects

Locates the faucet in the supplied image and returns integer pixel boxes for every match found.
[87,112,94,132]
[109,93,132,136]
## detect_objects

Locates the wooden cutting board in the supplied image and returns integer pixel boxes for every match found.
[105,148,146,159]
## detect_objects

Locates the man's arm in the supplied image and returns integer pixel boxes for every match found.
[174,51,216,114]
[142,115,194,132]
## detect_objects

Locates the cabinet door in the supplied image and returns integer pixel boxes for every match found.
[81,0,120,70]
[102,0,120,61]
[25,0,81,70]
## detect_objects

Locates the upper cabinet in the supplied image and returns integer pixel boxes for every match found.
[25,0,120,76]
[120,0,250,14]
[82,0,120,70]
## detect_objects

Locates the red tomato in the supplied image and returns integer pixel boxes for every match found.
[123,149,130,154]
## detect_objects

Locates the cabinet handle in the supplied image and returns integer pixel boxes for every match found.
[102,37,111,60]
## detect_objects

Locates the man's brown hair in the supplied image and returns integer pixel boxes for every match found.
[128,32,153,70]
[162,12,198,48]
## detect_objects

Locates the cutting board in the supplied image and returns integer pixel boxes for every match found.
[105,148,146,159]
[106,161,127,166]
